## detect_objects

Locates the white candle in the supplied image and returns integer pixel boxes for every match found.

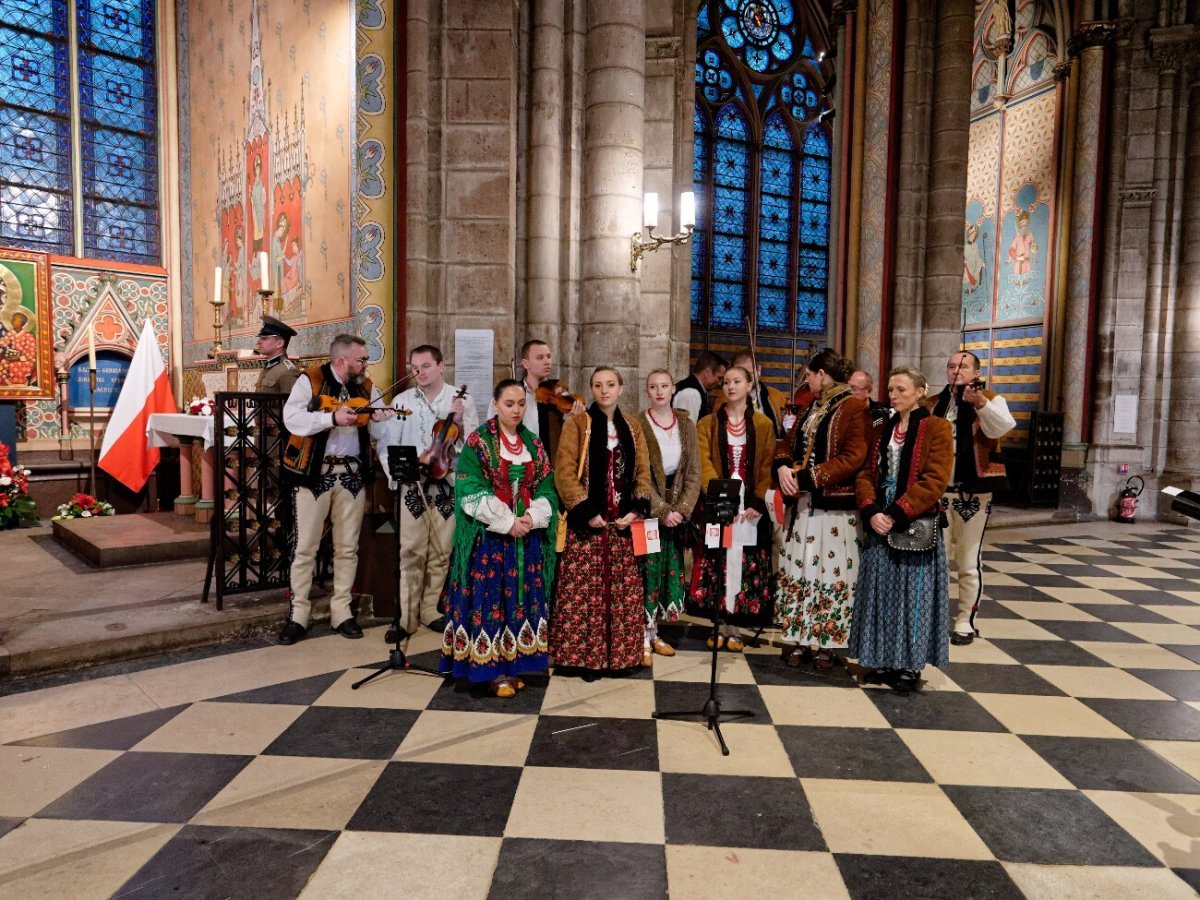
[643,192,659,231]
[680,191,696,229]
[259,251,269,290]
[213,266,222,305]
[87,328,96,370]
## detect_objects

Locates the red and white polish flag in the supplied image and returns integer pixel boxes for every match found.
[98,320,177,492]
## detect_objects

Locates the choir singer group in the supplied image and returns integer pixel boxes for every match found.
[277,335,1016,698]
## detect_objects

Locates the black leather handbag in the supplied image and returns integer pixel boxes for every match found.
[887,514,939,552]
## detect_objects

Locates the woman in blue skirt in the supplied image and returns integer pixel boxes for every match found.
[850,366,953,691]
[440,380,558,697]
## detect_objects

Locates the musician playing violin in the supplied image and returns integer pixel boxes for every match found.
[518,339,585,459]
[376,344,479,637]
[279,334,397,646]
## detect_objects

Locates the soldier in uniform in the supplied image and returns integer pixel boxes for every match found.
[256,316,300,394]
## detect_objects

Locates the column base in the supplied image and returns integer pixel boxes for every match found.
[194,499,214,524]
[174,495,198,516]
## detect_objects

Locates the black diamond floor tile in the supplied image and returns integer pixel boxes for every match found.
[1037,620,1148,643]
[489,838,667,900]
[0,818,23,840]
[210,671,345,705]
[941,663,1065,696]
[6,706,189,751]
[346,761,522,836]
[1109,590,1194,606]
[942,786,1160,866]
[867,690,1007,732]
[1023,735,1200,793]
[36,751,251,823]
[262,706,419,759]
[989,639,1111,667]
[662,772,826,850]
[525,716,658,771]
[982,584,1046,602]
[1163,644,1200,665]
[1012,573,1091,588]
[743,652,860,687]
[775,725,932,782]
[1174,869,1200,894]
[118,825,336,900]
[1126,668,1200,701]
[653,681,771,723]
[1074,604,1175,624]
[834,854,1023,900]
[1080,698,1200,741]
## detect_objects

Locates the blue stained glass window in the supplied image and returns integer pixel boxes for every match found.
[691,109,709,326]
[756,114,794,331]
[710,105,750,330]
[83,198,158,263]
[0,2,73,255]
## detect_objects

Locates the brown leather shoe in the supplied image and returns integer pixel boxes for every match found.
[650,637,676,657]
[642,649,654,668]
[724,636,745,653]
[784,646,812,668]
[490,679,516,698]
[814,649,835,670]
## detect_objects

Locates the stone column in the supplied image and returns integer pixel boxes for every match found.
[525,0,567,346]
[1164,59,1200,488]
[579,0,645,384]
[1062,23,1118,446]
[406,0,436,346]
[918,0,973,376]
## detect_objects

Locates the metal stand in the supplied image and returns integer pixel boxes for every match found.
[653,480,753,756]
[353,446,443,690]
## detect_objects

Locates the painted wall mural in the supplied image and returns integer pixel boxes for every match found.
[962,0,1063,436]
[184,0,352,359]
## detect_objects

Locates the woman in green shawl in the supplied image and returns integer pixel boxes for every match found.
[441,379,558,697]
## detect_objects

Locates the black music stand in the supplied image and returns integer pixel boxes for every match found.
[353,444,444,690]
[653,478,754,755]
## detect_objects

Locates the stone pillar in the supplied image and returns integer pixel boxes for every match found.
[580,0,645,385]
[526,0,567,346]
[918,0,973,377]
[1062,23,1118,446]
[406,0,436,347]
[1164,60,1200,488]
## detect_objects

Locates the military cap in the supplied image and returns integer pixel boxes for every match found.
[257,316,297,341]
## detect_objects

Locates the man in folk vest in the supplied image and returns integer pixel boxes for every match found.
[255,316,300,394]
[672,349,727,422]
[928,350,1016,646]
[278,334,394,644]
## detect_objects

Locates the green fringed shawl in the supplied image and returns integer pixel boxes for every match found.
[450,420,559,592]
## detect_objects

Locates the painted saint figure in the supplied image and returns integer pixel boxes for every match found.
[963,222,985,291]
[1007,210,1037,279]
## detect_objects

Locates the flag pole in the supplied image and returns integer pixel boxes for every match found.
[88,365,97,495]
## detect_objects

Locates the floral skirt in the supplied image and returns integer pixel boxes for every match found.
[551,527,645,670]
[440,529,550,682]
[848,531,950,671]
[643,525,688,627]
[775,504,860,648]
[687,540,774,629]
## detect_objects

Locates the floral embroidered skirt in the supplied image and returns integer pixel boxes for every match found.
[687,540,774,629]
[849,531,950,671]
[440,530,550,682]
[775,504,860,649]
[551,527,645,670]
[643,525,688,628]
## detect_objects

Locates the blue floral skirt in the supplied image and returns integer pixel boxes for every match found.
[848,531,950,671]
[440,529,550,682]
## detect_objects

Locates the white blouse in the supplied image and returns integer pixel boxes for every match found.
[460,438,553,535]
[647,412,681,476]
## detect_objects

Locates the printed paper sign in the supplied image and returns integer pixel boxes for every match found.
[704,523,721,548]
[631,518,661,556]
[766,488,786,526]
[731,520,758,547]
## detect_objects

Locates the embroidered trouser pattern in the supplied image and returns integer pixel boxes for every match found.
[943,490,992,634]
[289,465,366,629]
[398,481,455,634]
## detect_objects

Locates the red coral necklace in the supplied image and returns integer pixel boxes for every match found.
[499,427,524,455]
[647,408,676,432]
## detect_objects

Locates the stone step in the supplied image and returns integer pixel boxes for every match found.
[53,511,210,568]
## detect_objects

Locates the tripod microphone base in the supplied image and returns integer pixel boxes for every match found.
[653,704,754,756]
[352,648,444,690]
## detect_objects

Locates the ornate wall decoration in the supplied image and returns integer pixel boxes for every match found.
[0,249,53,400]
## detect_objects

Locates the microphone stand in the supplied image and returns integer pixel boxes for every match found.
[353,445,443,690]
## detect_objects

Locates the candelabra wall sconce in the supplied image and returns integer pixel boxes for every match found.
[631,191,695,272]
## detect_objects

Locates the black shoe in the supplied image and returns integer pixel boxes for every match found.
[425,617,447,633]
[335,618,364,639]
[895,669,923,692]
[278,621,307,645]
[950,631,975,646]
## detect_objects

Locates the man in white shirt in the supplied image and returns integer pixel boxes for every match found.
[279,334,394,644]
[672,349,727,421]
[928,351,1017,645]
[376,344,479,636]
[511,339,585,459]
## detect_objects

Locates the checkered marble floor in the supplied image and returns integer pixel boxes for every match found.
[1,522,1199,899]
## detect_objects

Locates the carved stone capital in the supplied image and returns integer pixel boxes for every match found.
[1119,185,1157,205]
[1148,24,1197,75]
[1052,59,1073,82]
[831,0,859,18]
[645,37,681,60]
[1067,21,1119,58]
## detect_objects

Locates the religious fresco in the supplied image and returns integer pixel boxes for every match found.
[0,249,52,399]
[185,0,352,355]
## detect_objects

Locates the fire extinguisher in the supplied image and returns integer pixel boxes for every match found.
[1117,475,1144,523]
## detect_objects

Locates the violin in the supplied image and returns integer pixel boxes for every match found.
[307,394,411,428]
[420,384,469,481]
[535,381,585,415]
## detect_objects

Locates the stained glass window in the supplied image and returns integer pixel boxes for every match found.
[691,0,833,348]
[0,0,160,264]
[0,1,73,254]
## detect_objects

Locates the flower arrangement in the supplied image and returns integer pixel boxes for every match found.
[0,442,37,529]
[187,395,216,416]
[53,493,115,520]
